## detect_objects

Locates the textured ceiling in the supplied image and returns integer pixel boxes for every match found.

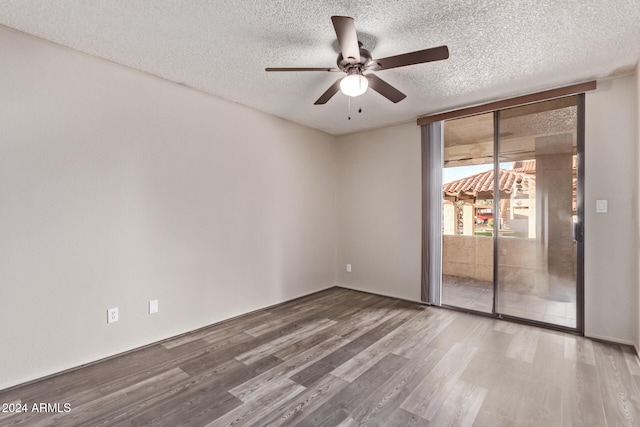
[1,1,639,135]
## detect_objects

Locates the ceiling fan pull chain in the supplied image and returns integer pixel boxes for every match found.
[348,96,351,120]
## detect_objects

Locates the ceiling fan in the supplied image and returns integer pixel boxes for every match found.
[266,16,449,105]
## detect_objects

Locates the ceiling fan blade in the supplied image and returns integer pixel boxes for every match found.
[331,16,360,64]
[266,67,341,72]
[314,78,342,105]
[373,45,449,70]
[366,74,406,103]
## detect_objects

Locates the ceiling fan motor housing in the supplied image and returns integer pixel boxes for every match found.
[337,44,373,73]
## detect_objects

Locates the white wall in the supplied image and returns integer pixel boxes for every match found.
[0,26,337,390]
[584,76,636,344]
[336,122,422,301]
[337,77,638,345]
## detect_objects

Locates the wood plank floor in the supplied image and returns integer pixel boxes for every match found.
[1,288,639,426]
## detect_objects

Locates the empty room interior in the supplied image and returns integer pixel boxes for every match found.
[1,2,640,426]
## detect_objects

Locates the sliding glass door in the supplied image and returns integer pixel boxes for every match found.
[441,112,494,313]
[433,95,583,331]
[496,97,581,328]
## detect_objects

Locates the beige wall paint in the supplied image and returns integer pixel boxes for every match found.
[336,122,422,301]
[0,27,337,389]
[336,77,638,345]
[584,76,636,344]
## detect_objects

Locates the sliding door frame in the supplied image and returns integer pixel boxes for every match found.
[494,95,585,333]
[420,83,592,333]
[492,110,500,317]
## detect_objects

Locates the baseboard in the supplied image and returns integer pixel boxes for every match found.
[0,285,337,393]
[335,284,425,305]
[584,332,636,347]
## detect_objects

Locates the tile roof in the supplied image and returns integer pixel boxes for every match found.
[512,160,536,173]
[443,169,534,200]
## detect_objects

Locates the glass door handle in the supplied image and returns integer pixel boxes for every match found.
[573,222,583,242]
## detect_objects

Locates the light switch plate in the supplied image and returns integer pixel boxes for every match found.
[149,300,158,314]
[347,264,352,273]
[596,199,608,213]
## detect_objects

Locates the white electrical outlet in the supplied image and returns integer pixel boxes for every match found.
[347,264,352,273]
[149,300,158,314]
[107,307,119,323]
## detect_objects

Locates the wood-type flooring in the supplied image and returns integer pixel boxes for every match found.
[1,287,639,426]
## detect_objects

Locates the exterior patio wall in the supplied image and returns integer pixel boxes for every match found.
[443,235,539,295]
[497,237,539,295]
[443,235,493,282]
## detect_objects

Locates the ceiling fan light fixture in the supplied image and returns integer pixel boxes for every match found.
[340,72,368,97]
